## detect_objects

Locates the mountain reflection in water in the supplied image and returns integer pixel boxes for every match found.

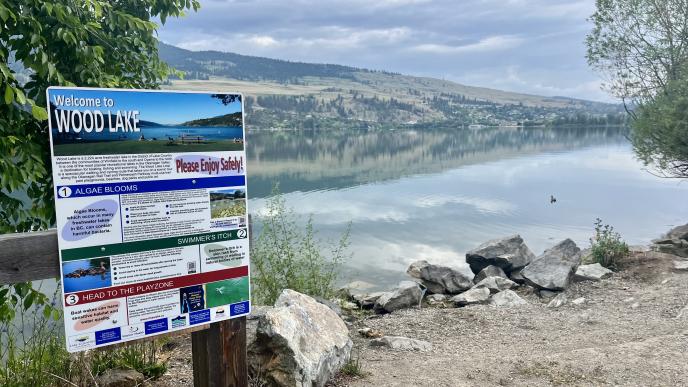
[246,127,688,289]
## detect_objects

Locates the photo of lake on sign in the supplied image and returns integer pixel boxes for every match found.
[48,89,244,156]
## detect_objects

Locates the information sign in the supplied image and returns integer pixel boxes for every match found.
[47,87,250,352]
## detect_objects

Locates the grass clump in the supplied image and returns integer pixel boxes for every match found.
[90,340,167,380]
[251,185,351,305]
[0,282,168,386]
[339,354,366,378]
[588,218,629,269]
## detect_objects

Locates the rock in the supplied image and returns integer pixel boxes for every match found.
[339,281,375,300]
[340,280,376,294]
[358,328,383,338]
[353,292,385,309]
[466,235,536,274]
[369,336,432,351]
[574,263,613,282]
[474,265,508,282]
[664,223,688,240]
[340,301,359,311]
[314,296,343,316]
[572,297,586,305]
[472,276,517,294]
[374,281,424,313]
[509,269,526,284]
[406,260,474,294]
[489,290,527,307]
[629,245,650,253]
[521,239,582,291]
[674,260,688,271]
[249,290,352,387]
[539,290,558,298]
[630,302,640,309]
[652,224,688,257]
[547,293,567,308]
[96,369,145,387]
[247,306,274,348]
[426,293,449,305]
[450,287,491,306]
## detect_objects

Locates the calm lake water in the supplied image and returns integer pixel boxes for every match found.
[246,127,688,289]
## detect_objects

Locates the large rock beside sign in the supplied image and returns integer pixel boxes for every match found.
[466,235,536,274]
[248,290,352,387]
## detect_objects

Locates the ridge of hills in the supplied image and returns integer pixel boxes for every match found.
[164,43,628,129]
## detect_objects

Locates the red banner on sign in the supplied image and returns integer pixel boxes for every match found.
[64,266,249,306]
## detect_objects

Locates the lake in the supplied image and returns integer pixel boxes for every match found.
[246,126,688,290]
[37,126,688,297]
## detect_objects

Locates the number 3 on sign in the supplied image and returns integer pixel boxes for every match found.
[58,186,72,198]
[237,229,247,239]
[65,294,79,305]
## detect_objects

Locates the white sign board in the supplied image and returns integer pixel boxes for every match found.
[47,87,250,352]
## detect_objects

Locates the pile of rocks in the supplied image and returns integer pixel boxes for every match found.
[652,224,688,258]
[342,234,616,312]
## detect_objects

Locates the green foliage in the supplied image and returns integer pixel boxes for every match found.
[90,340,167,380]
[251,186,351,305]
[586,0,688,104]
[0,0,198,383]
[0,283,168,386]
[339,349,366,378]
[588,218,629,269]
[0,0,198,233]
[0,284,75,387]
[632,76,688,177]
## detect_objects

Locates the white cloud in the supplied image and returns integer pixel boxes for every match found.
[159,0,611,101]
[248,35,279,47]
[412,35,524,54]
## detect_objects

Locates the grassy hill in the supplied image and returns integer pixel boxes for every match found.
[181,112,242,127]
[158,42,626,129]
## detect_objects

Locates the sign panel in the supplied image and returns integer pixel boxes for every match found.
[47,87,250,352]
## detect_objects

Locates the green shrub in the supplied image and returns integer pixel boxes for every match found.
[0,282,167,386]
[91,340,167,380]
[588,218,629,269]
[251,186,351,305]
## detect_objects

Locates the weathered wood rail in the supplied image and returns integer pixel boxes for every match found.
[0,230,248,387]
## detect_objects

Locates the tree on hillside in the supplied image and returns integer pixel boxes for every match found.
[0,0,198,321]
[587,0,688,178]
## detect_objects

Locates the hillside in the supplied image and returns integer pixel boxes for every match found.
[158,42,626,129]
[181,112,242,127]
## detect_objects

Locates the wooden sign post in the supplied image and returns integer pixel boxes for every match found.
[0,230,249,387]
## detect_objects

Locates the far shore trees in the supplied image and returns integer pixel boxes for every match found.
[586,0,688,178]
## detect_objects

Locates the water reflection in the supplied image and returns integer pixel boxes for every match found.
[246,126,630,197]
[247,127,688,289]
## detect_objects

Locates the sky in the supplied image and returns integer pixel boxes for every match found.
[157,0,613,102]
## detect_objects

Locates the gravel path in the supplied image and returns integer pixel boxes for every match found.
[154,251,688,386]
[339,251,688,386]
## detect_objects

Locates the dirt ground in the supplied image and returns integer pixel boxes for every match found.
[335,251,688,387]
[154,251,688,386]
